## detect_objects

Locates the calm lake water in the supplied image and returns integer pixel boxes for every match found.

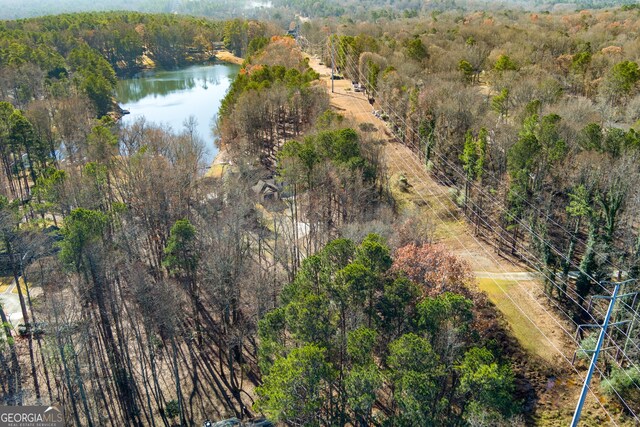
[116,63,240,163]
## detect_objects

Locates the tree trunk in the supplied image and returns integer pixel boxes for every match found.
[0,303,21,405]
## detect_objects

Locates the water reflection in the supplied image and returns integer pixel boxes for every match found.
[117,65,230,103]
[118,76,197,103]
[116,64,240,162]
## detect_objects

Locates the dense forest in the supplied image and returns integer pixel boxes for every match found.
[311,5,640,317]
[1,2,640,427]
[2,0,639,21]
[0,0,273,20]
[303,6,640,421]
[0,9,528,426]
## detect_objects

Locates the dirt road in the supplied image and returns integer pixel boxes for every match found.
[306,53,575,359]
[304,54,628,424]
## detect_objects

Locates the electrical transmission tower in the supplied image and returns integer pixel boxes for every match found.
[571,279,638,427]
[314,32,640,426]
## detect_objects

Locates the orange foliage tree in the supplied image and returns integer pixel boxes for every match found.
[392,243,473,296]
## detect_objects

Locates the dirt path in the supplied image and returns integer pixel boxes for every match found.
[475,271,539,280]
[306,53,574,356]
[305,54,631,425]
[385,139,575,365]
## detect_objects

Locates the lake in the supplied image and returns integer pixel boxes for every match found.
[116,63,240,163]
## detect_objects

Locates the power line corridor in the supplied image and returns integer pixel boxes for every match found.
[303,47,640,424]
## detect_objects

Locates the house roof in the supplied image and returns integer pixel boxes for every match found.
[252,179,280,195]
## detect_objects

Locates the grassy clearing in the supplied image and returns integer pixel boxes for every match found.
[0,276,11,293]
[477,277,552,361]
[536,396,625,427]
[205,163,226,179]
[388,172,415,210]
[387,159,464,234]
[11,278,29,295]
[432,216,466,241]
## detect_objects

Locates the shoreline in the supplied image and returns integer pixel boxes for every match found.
[204,50,242,178]
[113,50,243,147]
[116,50,243,77]
[205,148,230,179]
[214,50,244,65]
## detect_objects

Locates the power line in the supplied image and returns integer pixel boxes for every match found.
[393,138,626,425]
[572,282,623,426]
[394,119,640,425]
[331,40,640,314]
[324,40,640,420]
[345,54,640,386]
[396,132,640,403]
[334,42,640,322]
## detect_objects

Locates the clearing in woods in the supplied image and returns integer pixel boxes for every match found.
[305,54,629,425]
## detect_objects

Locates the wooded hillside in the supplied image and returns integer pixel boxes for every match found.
[1,4,640,427]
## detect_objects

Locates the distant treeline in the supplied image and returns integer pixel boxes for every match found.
[0,0,638,22]
[0,12,278,118]
[0,0,264,20]
[0,12,276,73]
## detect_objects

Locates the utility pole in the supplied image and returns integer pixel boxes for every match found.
[330,35,335,93]
[571,280,624,427]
